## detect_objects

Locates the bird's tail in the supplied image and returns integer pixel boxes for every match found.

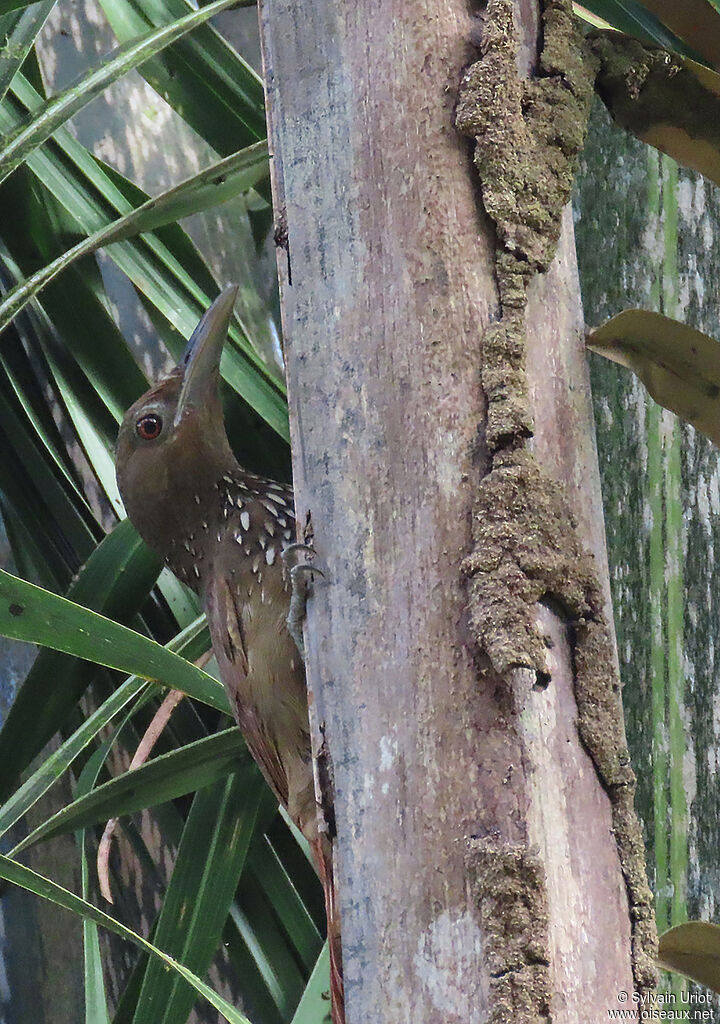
[312,835,344,1024]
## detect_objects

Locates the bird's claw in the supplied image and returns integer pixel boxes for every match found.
[281,542,321,572]
[282,544,324,661]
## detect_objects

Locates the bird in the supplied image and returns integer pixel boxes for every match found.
[115,285,343,1024]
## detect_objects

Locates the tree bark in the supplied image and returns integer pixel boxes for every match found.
[259,1,655,1020]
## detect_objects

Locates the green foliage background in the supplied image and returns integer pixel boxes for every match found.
[0,0,328,1020]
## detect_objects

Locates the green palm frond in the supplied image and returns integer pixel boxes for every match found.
[0,2,325,1020]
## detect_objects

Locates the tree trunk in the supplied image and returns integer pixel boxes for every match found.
[259,1,656,1019]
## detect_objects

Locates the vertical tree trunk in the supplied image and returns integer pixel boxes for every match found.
[259,1,656,1019]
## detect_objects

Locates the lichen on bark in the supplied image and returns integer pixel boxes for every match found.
[456,0,596,449]
[456,0,593,270]
[456,0,657,1006]
[468,840,552,1024]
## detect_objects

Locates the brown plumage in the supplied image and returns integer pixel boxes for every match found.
[116,286,343,1023]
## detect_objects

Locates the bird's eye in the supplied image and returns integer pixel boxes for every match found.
[136,413,163,440]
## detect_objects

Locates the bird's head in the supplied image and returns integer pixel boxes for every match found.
[116,285,239,562]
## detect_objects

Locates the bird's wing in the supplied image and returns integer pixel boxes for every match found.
[205,573,289,808]
[235,700,289,810]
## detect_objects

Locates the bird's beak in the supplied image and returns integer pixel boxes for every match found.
[174,284,239,428]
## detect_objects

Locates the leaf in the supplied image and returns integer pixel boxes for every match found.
[576,0,704,58]
[0,566,229,711]
[247,837,322,972]
[572,4,616,31]
[96,0,266,158]
[230,891,307,1018]
[0,1,56,105]
[658,921,720,993]
[0,493,65,591]
[11,729,249,852]
[76,740,115,1024]
[290,943,331,1024]
[591,32,720,189]
[1,75,289,440]
[0,234,147,424]
[0,612,207,839]
[218,922,286,1024]
[0,143,269,331]
[0,374,98,557]
[0,674,150,840]
[36,342,124,515]
[0,285,96,502]
[631,0,720,69]
[0,0,50,13]
[587,308,720,447]
[131,772,275,1024]
[0,853,253,1024]
[83,897,110,1024]
[0,0,246,186]
[0,519,163,802]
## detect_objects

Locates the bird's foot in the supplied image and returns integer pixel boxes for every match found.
[282,544,324,661]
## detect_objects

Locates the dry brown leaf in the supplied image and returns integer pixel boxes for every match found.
[588,308,720,446]
[658,921,720,994]
[636,0,720,71]
[592,32,720,188]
